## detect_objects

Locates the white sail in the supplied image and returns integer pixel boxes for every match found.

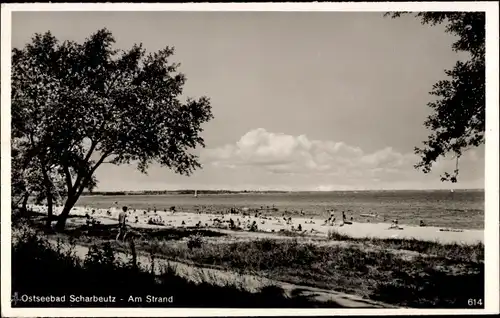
[194,190,198,197]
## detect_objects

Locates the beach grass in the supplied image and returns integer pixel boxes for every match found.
[326,228,484,263]
[20,217,484,308]
[65,228,484,308]
[129,237,483,307]
[11,224,344,308]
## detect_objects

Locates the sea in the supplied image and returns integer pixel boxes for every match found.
[76,189,485,230]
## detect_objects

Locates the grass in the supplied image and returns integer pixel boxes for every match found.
[139,238,483,307]
[11,223,344,308]
[326,228,484,263]
[71,228,483,309]
[21,216,485,308]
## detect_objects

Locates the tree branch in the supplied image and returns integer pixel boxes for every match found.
[90,151,113,177]
[70,139,99,194]
[105,73,122,96]
[83,140,98,164]
[75,150,112,198]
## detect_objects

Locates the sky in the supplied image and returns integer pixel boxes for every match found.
[11,11,485,191]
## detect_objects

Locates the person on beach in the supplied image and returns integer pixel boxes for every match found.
[249,220,258,232]
[116,206,128,241]
[389,219,400,229]
[327,210,335,225]
[112,201,119,213]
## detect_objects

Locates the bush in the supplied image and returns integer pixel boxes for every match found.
[84,242,116,269]
[327,228,349,241]
[187,233,204,250]
[12,227,342,307]
[146,237,484,308]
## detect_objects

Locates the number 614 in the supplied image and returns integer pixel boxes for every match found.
[468,299,483,306]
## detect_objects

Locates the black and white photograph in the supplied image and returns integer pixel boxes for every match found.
[1,2,499,316]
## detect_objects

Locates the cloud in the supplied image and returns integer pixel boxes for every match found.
[201,128,484,188]
[93,128,483,191]
[202,128,418,177]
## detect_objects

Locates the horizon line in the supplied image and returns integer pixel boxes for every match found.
[85,188,485,193]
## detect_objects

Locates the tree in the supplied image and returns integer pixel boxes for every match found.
[12,133,68,225]
[385,12,485,183]
[12,29,214,231]
[11,143,34,215]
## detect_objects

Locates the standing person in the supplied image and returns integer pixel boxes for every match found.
[116,206,128,241]
[330,210,335,225]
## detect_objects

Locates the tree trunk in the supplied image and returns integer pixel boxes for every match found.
[21,193,29,216]
[45,194,54,230]
[41,176,54,230]
[55,199,74,232]
[55,157,106,232]
[55,193,80,232]
[39,157,54,230]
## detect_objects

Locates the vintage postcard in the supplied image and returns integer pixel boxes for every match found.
[1,2,499,317]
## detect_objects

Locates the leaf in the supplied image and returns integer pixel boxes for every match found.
[11,28,214,226]
[386,12,485,183]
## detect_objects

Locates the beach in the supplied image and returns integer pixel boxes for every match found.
[28,203,484,244]
[17,201,484,308]
[76,190,485,230]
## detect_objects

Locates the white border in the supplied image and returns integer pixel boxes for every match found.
[0,2,497,12]
[1,2,499,317]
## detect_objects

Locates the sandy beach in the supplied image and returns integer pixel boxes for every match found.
[29,204,484,244]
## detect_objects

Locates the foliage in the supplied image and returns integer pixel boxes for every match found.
[11,28,213,229]
[187,233,204,250]
[12,142,66,204]
[11,227,343,308]
[327,228,348,241]
[84,242,116,270]
[144,237,484,308]
[385,12,485,182]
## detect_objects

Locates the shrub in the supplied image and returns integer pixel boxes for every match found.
[84,242,116,269]
[327,228,350,241]
[11,227,341,308]
[187,233,204,250]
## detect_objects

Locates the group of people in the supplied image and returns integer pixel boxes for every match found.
[111,204,351,238]
[388,219,426,230]
[84,210,101,227]
[323,210,351,226]
[100,201,432,240]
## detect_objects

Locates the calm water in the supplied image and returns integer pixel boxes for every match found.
[77,190,485,230]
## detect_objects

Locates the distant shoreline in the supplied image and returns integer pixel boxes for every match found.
[81,189,485,196]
